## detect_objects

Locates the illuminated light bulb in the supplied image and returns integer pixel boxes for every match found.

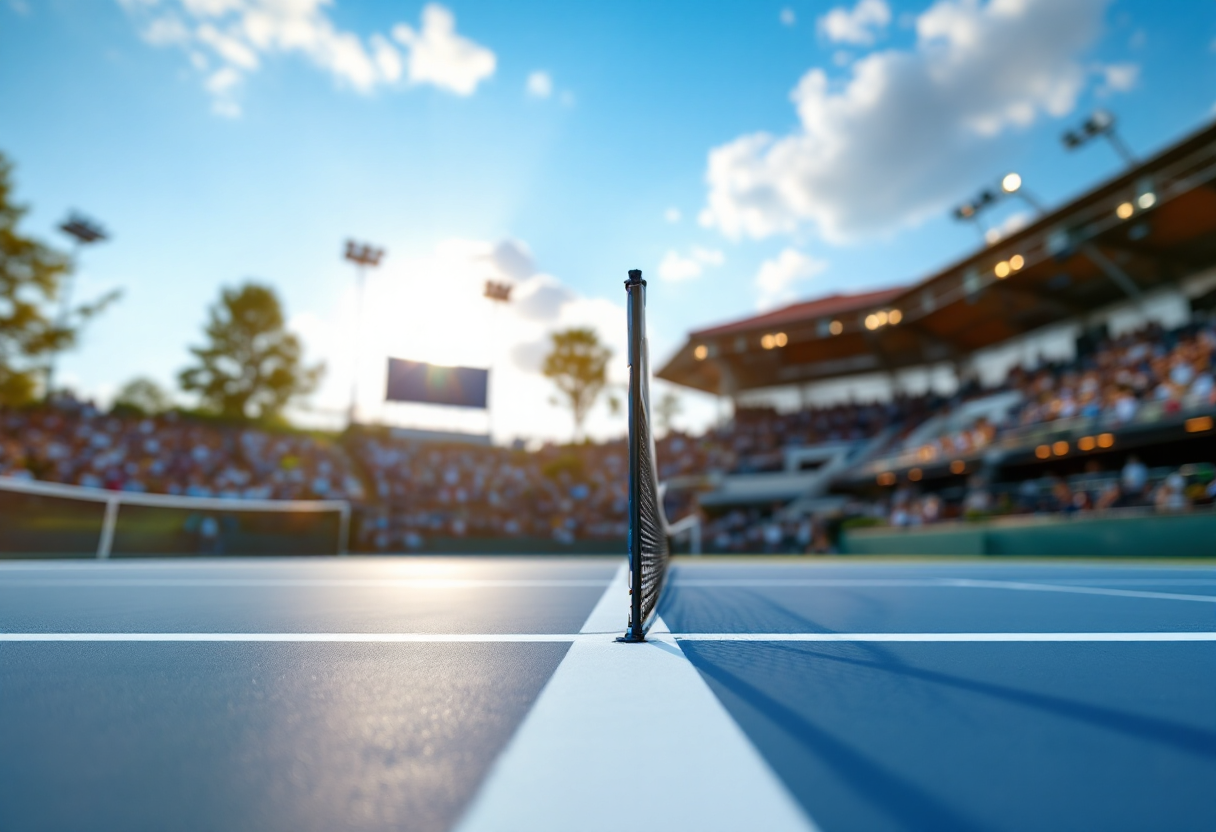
[1078,436,1095,451]
[1001,172,1022,193]
[694,344,708,361]
[950,460,966,474]
[875,311,889,326]
[1035,445,1051,459]
[888,309,902,325]
[761,334,774,350]
[1053,440,1069,456]
[908,467,923,481]
[1097,433,1115,448]
[1116,202,1134,220]
[1009,254,1024,271]
[994,261,1011,279]
[829,320,843,335]
[865,314,879,330]
[1137,192,1156,209]
[774,332,788,347]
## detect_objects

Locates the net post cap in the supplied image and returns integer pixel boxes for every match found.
[625,268,646,287]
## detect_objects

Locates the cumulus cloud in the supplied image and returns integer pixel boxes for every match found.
[526,70,553,98]
[391,4,496,96]
[701,0,1113,243]
[1096,61,1139,94]
[780,8,796,26]
[819,0,890,46]
[756,248,827,309]
[120,1,495,115]
[664,207,682,223]
[657,247,725,282]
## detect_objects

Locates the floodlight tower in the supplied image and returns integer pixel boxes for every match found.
[49,212,109,396]
[1062,110,1136,168]
[344,239,385,426]
[482,280,513,442]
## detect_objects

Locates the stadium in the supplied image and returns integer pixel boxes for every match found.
[2,3,1215,832]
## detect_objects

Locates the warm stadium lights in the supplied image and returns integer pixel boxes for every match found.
[865,314,879,330]
[761,334,775,350]
[950,460,966,474]
[1009,254,1025,271]
[888,309,902,325]
[908,467,923,482]
[877,472,896,486]
[1116,202,1135,220]
[864,310,900,331]
[1097,432,1115,448]
[1185,416,1214,433]
[1001,172,1022,194]
[774,332,788,347]
[1035,444,1051,459]
[694,344,708,361]
[874,311,888,327]
[1137,191,1157,209]
[829,320,843,335]
[1052,440,1069,456]
[1078,436,1096,451]
[994,261,1011,279]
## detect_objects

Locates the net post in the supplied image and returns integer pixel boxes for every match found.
[97,496,119,559]
[619,268,647,642]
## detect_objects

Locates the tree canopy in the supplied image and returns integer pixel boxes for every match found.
[541,327,612,441]
[112,376,174,415]
[0,152,116,406]
[178,282,322,421]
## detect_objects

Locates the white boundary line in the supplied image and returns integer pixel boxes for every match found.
[0,578,610,588]
[2,632,1213,643]
[453,564,819,832]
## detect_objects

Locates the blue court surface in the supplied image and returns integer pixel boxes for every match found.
[2,556,1214,832]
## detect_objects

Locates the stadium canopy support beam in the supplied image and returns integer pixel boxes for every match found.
[1081,243,1145,306]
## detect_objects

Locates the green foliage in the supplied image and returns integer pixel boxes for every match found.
[112,376,174,416]
[0,152,118,406]
[178,282,323,421]
[541,327,612,441]
[840,515,886,530]
[655,391,682,436]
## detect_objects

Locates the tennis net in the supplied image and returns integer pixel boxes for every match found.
[620,269,671,642]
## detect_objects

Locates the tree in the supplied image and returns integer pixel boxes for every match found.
[0,152,116,406]
[655,390,682,436]
[112,376,174,415]
[542,327,612,441]
[179,282,323,421]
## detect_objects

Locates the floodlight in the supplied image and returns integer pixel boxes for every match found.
[1001,173,1022,194]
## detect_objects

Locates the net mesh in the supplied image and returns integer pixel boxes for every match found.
[634,396,670,628]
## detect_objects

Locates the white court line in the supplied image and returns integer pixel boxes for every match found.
[671,578,1216,603]
[0,578,609,588]
[2,632,1213,643]
[453,564,819,832]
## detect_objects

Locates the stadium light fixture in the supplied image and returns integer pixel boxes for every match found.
[908,468,923,482]
[774,332,788,347]
[48,211,110,396]
[1078,436,1096,451]
[343,239,386,426]
[994,261,1011,279]
[1009,254,1025,271]
[1137,192,1156,210]
[1035,444,1051,459]
[1116,202,1135,220]
[1000,173,1022,194]
[1052,440,1069,456]
[1097,433,1115,448]
[693,344,708,360]
[864,314,879,331]
[888,309,902,325]
[950,460,966,474]
[1061,109,1137,167]
[828,320,843,336]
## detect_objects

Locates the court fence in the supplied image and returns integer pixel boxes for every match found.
[840,506,1216,557]
[0,476,350,558]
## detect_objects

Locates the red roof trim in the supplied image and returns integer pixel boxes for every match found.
[691,286,906,338]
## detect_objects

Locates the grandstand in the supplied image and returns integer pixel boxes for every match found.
[657,120,1216,555]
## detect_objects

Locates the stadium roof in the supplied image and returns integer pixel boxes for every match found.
[659,119,1216,396]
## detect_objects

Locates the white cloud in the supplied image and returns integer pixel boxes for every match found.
[1096,61,1139,94]
[780,8,796,26]
[118,1,496,115]
[755,248,827,309]
[526,70,553,98]
[983,210,1031,244]
[664,207,682,223]
[819,0,890,46]
[701,0,1111,242]
[392,4,496,96]
[657,247,725,282]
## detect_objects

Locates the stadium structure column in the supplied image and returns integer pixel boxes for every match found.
[343,240,385,426]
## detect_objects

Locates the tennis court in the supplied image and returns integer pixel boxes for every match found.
[2,555,1214,832]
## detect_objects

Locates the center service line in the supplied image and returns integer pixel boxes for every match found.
[453,564,820,832]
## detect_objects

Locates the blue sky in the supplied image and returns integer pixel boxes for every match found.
[2,0,1214,440]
